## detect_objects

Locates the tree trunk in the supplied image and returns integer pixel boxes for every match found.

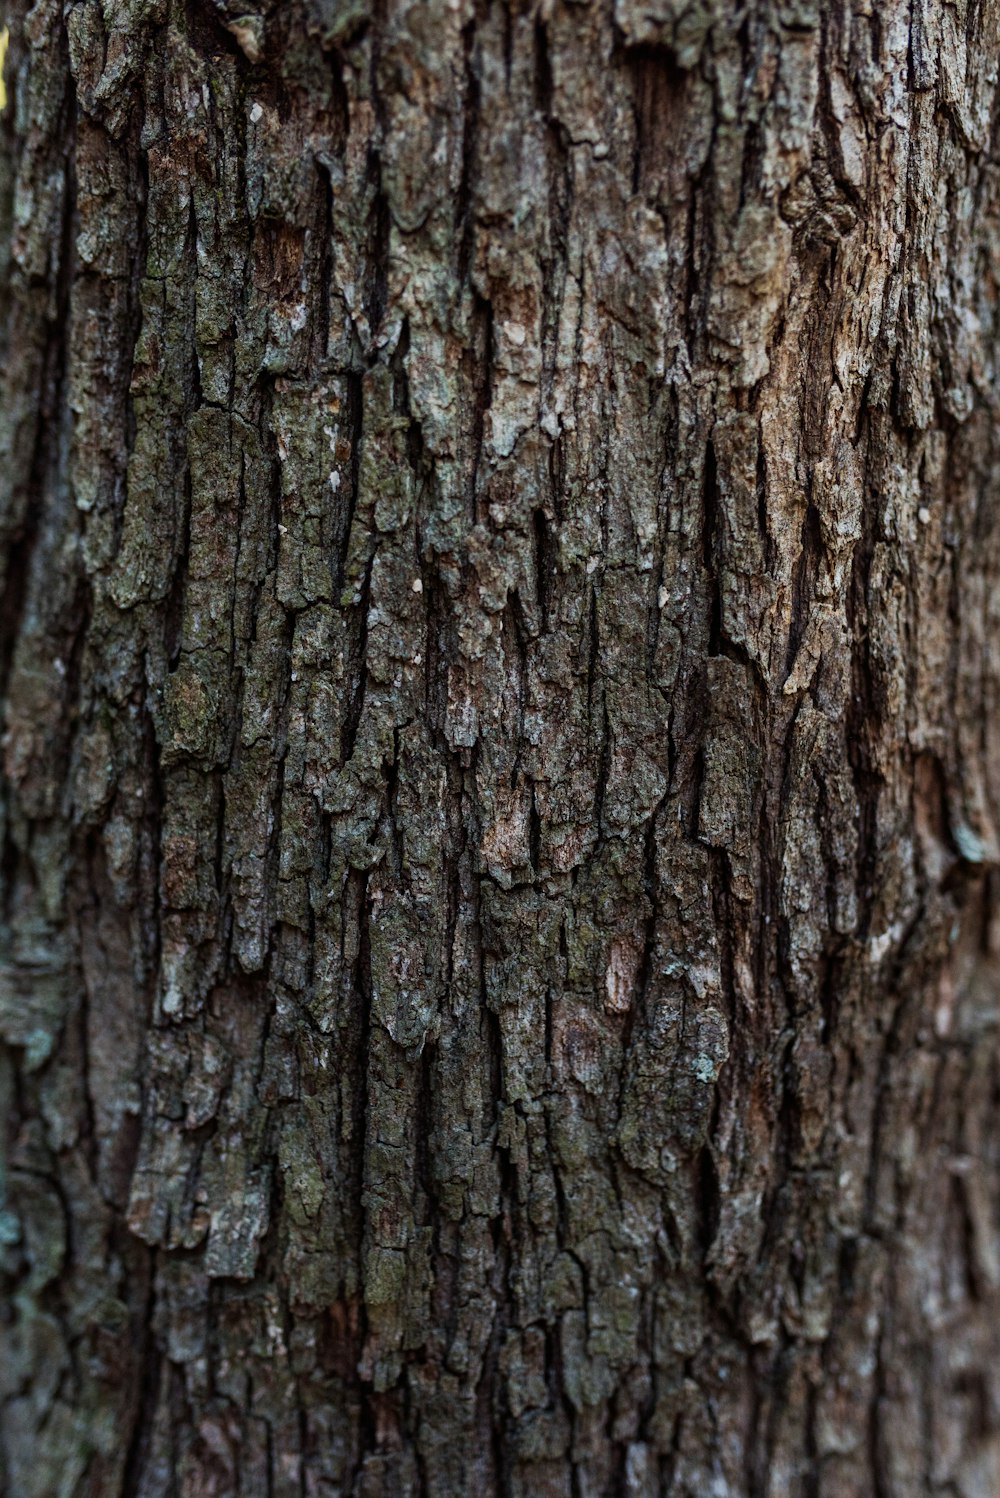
[2,0,1000,1493]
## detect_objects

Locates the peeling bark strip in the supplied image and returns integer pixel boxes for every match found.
[2,0,1000,1493]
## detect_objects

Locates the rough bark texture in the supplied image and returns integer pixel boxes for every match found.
[2,0,1000,1493]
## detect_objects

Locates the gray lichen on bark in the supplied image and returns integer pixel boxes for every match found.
[2,0,1000,1494]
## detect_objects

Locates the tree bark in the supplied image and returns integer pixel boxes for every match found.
[2,0,1000,1493]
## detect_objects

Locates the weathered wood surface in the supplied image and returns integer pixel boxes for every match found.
[2,1,1000,1493]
